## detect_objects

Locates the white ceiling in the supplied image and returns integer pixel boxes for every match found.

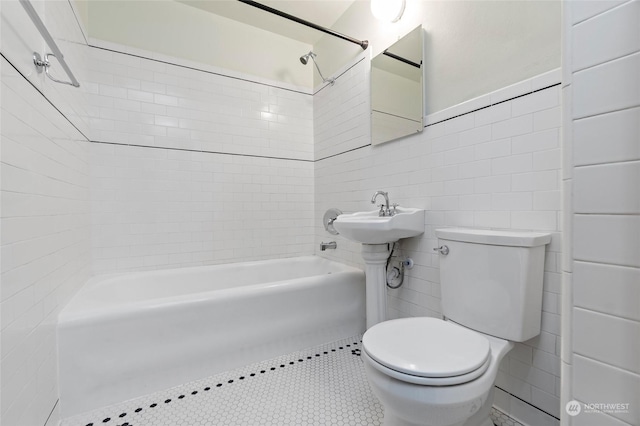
[176,0,356,45]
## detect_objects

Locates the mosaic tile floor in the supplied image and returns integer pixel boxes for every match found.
[62,336,383,426]
[62,334,521,426]
[491,407,525,426]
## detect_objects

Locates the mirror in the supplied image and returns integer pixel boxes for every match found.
[371,25,424,145]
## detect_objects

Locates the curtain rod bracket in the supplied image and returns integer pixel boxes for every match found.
[33,52,80,87]
[20,0,80,87]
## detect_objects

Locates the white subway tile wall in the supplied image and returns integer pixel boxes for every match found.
[571,0,640,72]
[314,62,563,422]
[1,2,91,426]
[1,60,90,426]
[89,143,314,273]
[314,57,370,160]
[0,0,90,138]
[566,1,640,425]
[85,47,314,161]
[86,46,315,274]
[40,0,91,137]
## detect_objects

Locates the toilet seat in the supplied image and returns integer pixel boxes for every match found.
[363,317,492,386]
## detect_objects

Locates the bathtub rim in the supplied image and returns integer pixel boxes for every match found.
[59,256,364,324]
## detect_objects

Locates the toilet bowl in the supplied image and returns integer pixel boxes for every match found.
[362,317,513,426]
[361,228,551,426]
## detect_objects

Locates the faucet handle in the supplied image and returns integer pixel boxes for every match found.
[377,204,386,216]
[391,203,399,215]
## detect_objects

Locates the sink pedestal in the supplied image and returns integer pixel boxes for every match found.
[361,243,391,329]
[331,206,425,329]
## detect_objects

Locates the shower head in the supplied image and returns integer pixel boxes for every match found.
[299,51,334,85]
[299,51,316,65]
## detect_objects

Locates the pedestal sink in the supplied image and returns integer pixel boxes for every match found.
[333,207,425,328]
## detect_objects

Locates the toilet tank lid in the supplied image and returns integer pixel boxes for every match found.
[435,228,551,247]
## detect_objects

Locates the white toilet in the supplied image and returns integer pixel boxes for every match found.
[362,228,551,426]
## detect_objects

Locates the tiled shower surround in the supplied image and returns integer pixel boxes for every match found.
[1,58,91,426]
[89,143,313,273]
[1,1,91,425]
[85,45,315,274]
[85,46,313,160]
[314,57,562,423]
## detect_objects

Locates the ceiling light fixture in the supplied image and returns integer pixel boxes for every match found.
[370,0,406,23]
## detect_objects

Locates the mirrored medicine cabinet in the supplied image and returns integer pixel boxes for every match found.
[371,25,425,145]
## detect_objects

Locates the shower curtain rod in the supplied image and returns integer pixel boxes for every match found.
[382,50,421,69]
[237,0,369,50]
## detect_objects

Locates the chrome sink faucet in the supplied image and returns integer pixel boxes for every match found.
[371,191,392,216]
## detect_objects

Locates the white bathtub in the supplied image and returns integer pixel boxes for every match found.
[58,256,365,418]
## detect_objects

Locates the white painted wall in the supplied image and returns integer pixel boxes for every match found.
[314,0,561,115]
[86,0,313,89]
[71,0,89,35]
[561,1,640,425]
[315,55,563,424]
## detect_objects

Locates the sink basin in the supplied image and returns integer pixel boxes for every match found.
[333,207,425,244]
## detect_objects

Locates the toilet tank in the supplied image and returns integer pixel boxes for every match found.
[435,228,551,342]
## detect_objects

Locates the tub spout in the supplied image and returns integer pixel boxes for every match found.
[320,241,337,251]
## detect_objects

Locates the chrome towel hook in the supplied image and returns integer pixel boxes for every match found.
[33,52,79,87]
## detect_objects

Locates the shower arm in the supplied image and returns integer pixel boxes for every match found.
[311,57,335,85]
[237,0,368,50]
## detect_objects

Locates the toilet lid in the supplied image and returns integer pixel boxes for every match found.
[363,318,491,378]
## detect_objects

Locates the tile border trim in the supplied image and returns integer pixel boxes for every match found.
[496,386,560,422]
[424,68,562,126]
[89,140,314,163]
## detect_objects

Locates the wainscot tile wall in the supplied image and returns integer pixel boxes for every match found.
[85,44,315,274]
[315,56,563,425]
[563,1,640,425]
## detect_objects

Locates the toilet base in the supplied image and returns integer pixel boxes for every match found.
[382,413,493,426]
[362,324,515,426]
[381,394,495,426]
